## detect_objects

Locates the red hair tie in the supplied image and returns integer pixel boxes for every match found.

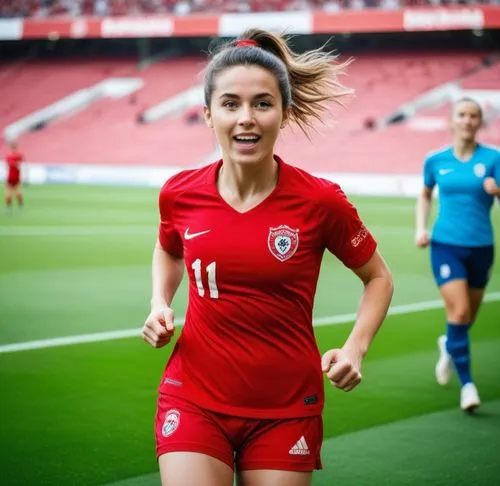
[234,39,259,48]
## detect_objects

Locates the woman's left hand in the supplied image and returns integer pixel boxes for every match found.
[483,177,499,196]
[321,347,363,392]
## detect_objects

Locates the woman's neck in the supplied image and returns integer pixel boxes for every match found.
[218,156,278,202]
[453,139,477,162]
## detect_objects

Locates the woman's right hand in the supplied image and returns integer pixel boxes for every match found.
[142,306,175,348]
[415,228,430,248]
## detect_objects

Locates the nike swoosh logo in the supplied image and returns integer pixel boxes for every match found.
[439,169,454,175]
[184,228,211,240]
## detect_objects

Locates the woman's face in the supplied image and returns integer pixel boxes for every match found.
[204,64,288,167]
[450,100,482,143]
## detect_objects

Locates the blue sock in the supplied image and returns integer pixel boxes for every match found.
[446,322,472,386]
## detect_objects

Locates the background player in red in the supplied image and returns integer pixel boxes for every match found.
[4,140,24,213]
[142,29,394,486]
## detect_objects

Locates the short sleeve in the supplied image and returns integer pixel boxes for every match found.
[158,182,184,258]
[322,184,377,269]
[423,155,435,189]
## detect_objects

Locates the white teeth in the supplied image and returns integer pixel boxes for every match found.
[235,136,259,142]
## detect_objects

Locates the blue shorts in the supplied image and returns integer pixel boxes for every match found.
[430,241,494,289]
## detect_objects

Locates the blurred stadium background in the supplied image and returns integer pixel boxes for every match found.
[1,1,499,485]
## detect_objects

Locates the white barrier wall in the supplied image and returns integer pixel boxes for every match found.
[0,161,423,197]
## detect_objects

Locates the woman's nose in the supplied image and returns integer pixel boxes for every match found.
[238,105,254,125]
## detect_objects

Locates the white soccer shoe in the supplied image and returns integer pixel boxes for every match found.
[460,383,481,412]
[435,335,452,385]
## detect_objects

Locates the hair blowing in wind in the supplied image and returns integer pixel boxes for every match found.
[204,28,353,136]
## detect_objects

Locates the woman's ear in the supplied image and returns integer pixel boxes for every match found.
[281,108,291,129]
[203,106,213,128]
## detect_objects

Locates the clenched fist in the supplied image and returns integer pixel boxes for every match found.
[483,177,499,196]
[415,228,430,248]
[321,347,363,392]
[142,306,175,348]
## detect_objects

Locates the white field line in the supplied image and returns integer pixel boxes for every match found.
[314,292,500,325]
[0,226,154,236]
[1,292,499,355]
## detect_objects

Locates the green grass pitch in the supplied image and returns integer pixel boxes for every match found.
[0,184,499,485]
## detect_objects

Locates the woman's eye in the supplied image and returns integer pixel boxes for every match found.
[223,101,237,109]
[257,101,271,109]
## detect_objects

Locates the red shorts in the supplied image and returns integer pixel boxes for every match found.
[6,178,20,187]
[155,393,323,472]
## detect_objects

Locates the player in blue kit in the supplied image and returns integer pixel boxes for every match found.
[415,97,500,412]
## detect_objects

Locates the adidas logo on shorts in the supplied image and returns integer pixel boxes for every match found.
[289,435,310,455]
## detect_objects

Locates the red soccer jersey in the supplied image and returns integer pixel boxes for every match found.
[158,156,377,419]
[6,151,22,183]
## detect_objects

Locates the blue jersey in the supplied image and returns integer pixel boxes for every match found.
[423,143,500,247]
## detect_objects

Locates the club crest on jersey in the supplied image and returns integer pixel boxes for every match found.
[268,225,299,262]
[162,409,180,438]
[473,163,486,178]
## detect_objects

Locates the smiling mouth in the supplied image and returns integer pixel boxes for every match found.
[233,135,261,144]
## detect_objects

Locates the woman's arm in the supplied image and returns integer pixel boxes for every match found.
[150,239,185,309]
[321,250,394,391]
[344,250,394,357]
[142,240,185,348]
[415,186,434,248]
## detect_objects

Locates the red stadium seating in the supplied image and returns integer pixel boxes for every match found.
[3,52,498,175]
[277,52,490,174]
[3,57,212,166]
[0,59,134,126]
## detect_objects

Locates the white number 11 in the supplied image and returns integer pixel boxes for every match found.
[191,259,219,299]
